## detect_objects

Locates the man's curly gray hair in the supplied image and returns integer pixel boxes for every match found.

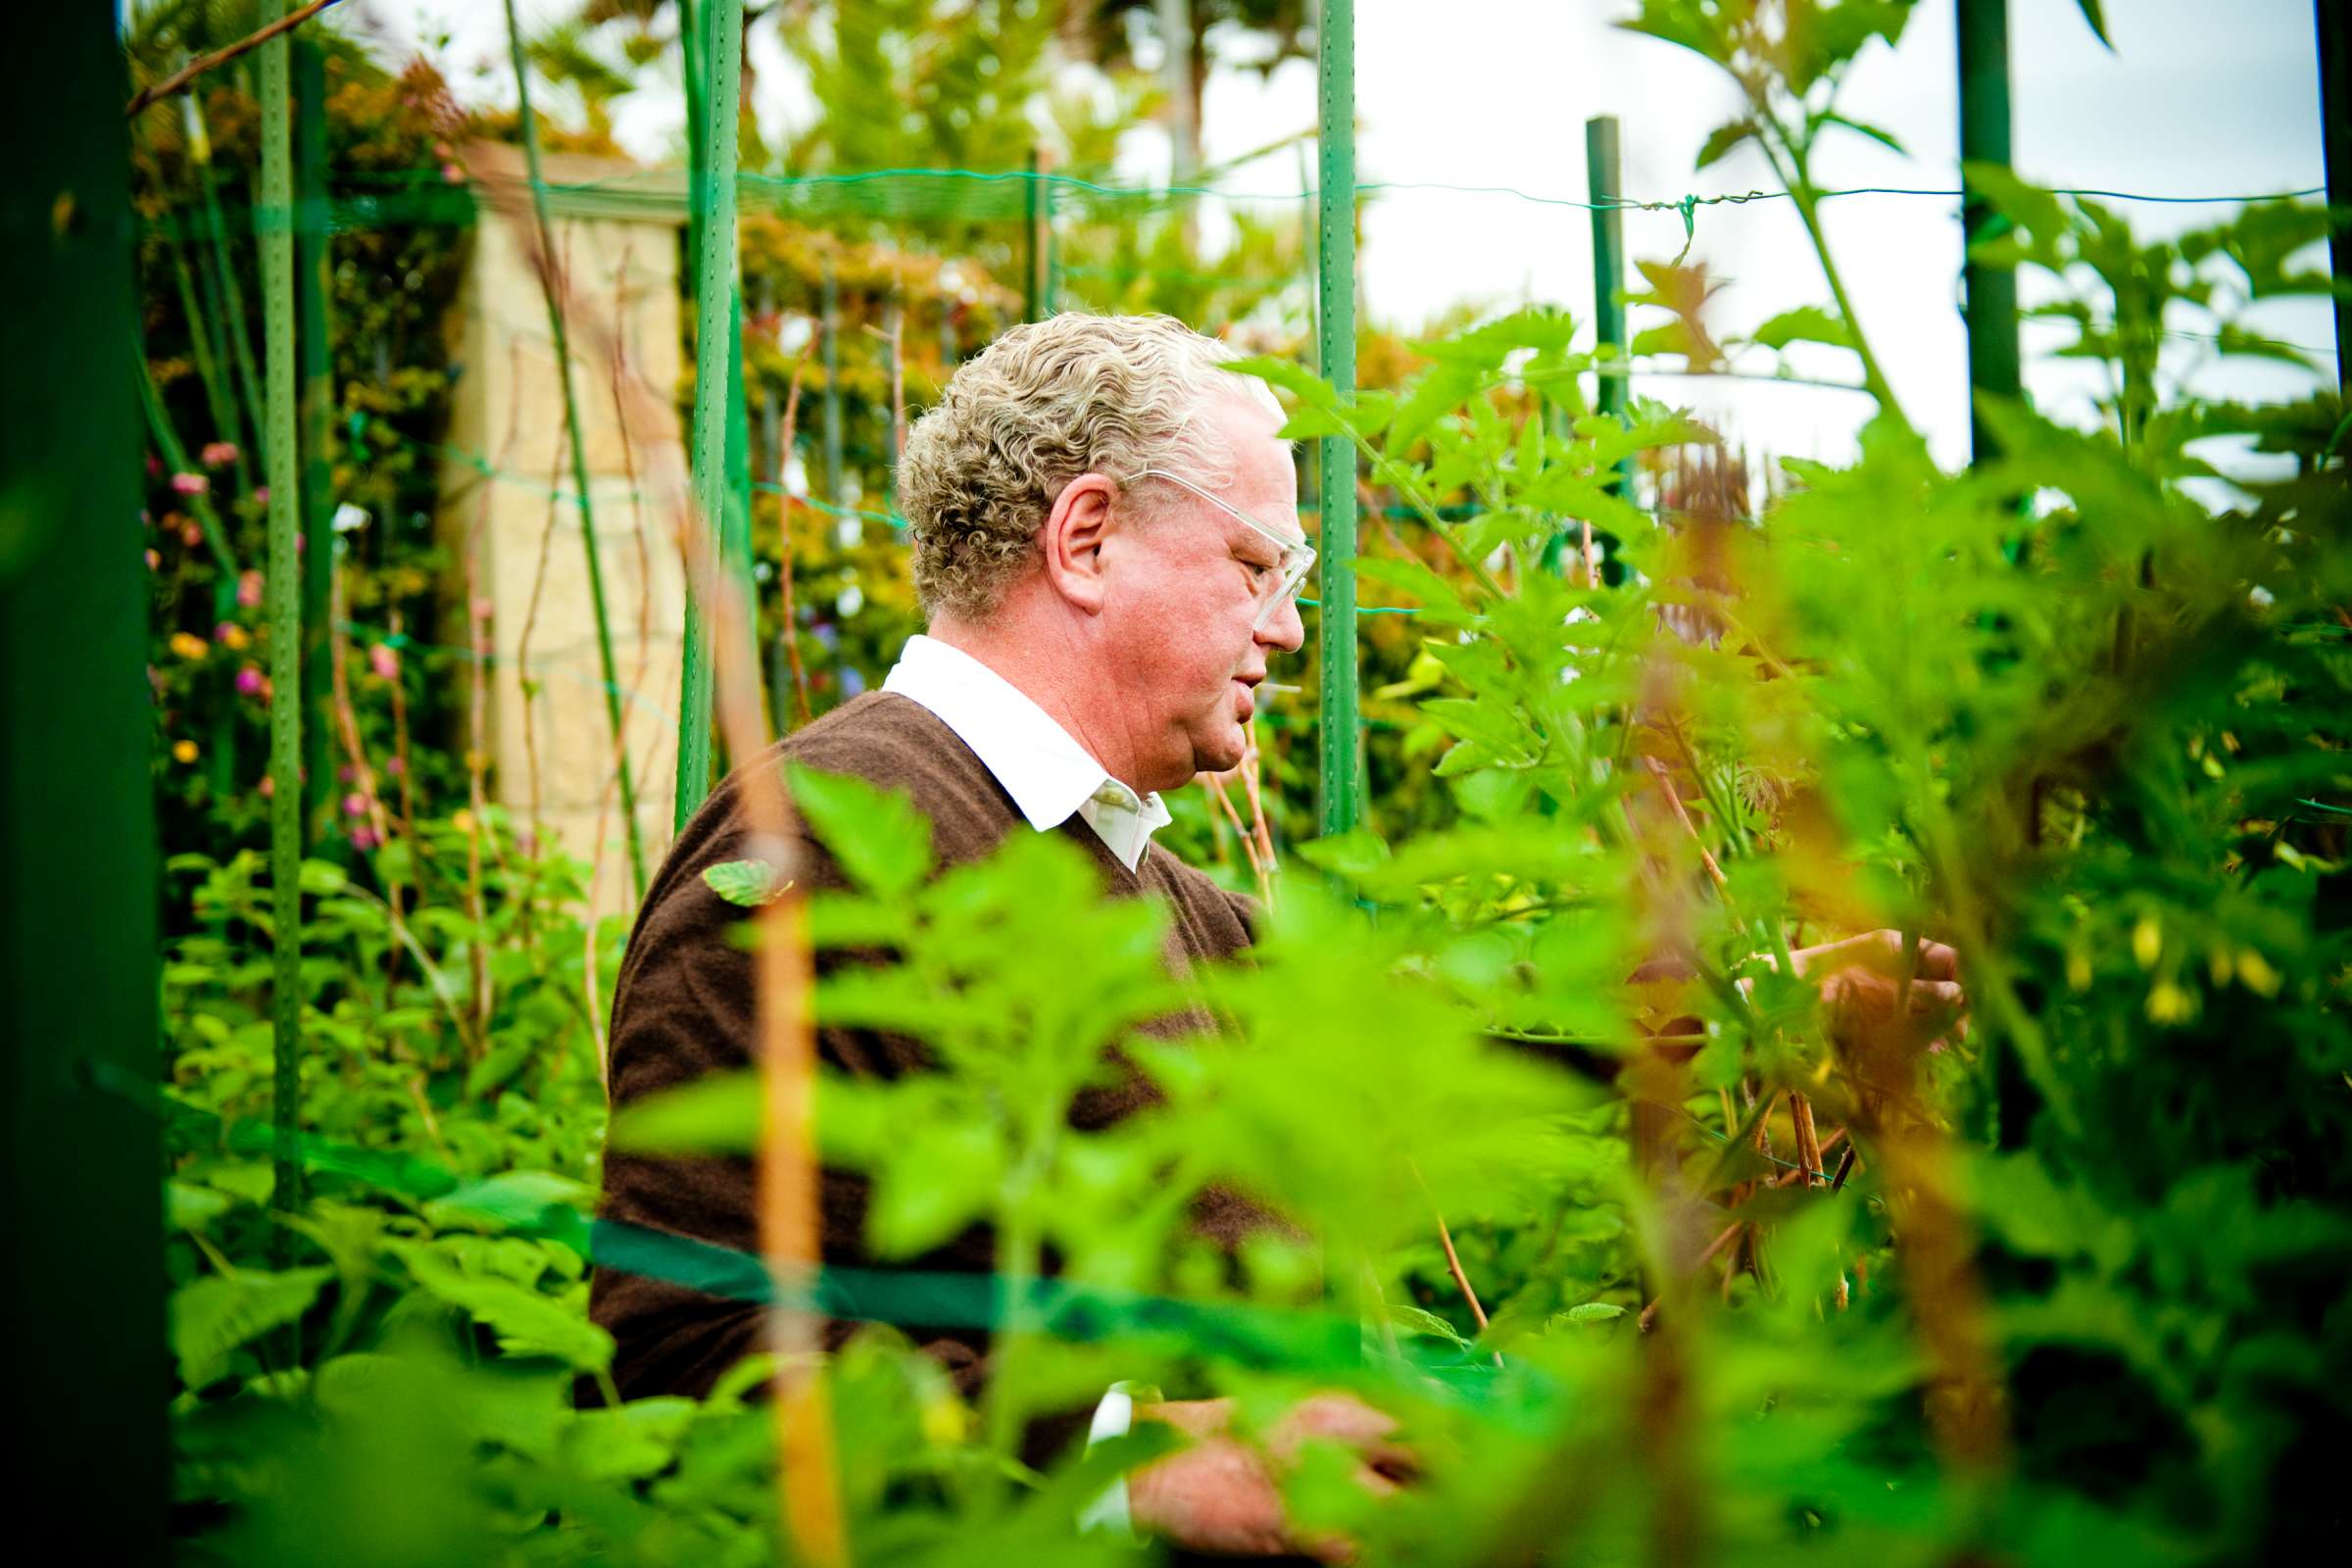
[897,312,1283,622]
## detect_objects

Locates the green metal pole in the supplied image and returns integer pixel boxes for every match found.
[1587,115,1633,494]
[1307,0,1364,841]
[260,0,307,1248]
[3,9,166,1553]
[675,0,748,824]
[1023,146,1045,321]
[1315,0,1360,839]
[821,262,845,521]
[296,36,336,843]
[2318,0,2350,391]
[502,0,649,899]
[1957,0,2023,459]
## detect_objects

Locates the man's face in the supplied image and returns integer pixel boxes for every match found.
[1100,393,1306,789]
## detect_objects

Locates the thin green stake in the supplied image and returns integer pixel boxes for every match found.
[1587,116,1634,497]
[296,36,336,840]
[259,3,306,1244]
[1956,0,2022,462]
[502,0,648,901]
[2315,0,2349,390]
[1315,0,1360,839]
[675,0,749,825]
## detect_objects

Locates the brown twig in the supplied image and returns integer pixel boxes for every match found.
[1413,1163,1501,1368]
[125,0,349,118]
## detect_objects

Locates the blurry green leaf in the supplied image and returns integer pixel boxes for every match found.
[788,763,934,897]
[703,858,789,906]
[172,1266,333,1389]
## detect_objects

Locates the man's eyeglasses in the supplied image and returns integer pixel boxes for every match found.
[1132,468,1316,631]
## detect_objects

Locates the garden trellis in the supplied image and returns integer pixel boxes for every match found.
[9,0,2351,1560]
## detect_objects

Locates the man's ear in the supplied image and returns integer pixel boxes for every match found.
[1040,472,1117,615]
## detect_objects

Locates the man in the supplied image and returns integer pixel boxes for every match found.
[593,313,1378,1555]
[589,312,1964,1556]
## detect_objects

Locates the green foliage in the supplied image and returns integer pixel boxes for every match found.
[147,5,2351,1563]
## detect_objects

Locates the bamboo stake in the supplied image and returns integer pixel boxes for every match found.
[497,0,648,902]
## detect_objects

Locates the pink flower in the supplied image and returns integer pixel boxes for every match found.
[292,532,304,554]
[237,570,264,609]
[258,774,274,799]
[440,162,465,184]
[235,665,265,697]
[171,471,208,496]
[368,643,400,681]
[470,597,495,622]
[179,522,204,549]
[383,756,405,777]
[338,764,356,783]
[253,486,270,506]
[146,453,163,479]
[343,792,368,818]
[201,441,239,467]
[350,825,381,852]
[145,549,162,571]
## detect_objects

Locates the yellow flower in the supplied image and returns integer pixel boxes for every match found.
[2132,915,2163,969]
[2145,980,2194,1025]
[2236,949,2280,998]
[169,631,209,661]
[450,808,475,834]
[2066,952,2092,993]
[217,624,249,652]
[172,739,199,764]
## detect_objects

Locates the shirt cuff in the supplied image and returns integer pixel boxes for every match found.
[1076,1382,1139,1538]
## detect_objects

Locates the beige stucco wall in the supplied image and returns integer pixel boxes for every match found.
[441,144,686,922]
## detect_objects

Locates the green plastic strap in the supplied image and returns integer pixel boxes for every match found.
[97,1059,1543,1404]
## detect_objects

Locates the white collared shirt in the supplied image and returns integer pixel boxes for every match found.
[880,633,1172,873]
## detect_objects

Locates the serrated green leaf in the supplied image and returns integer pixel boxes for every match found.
[703,857,788,906]
[171,1266,333,1389]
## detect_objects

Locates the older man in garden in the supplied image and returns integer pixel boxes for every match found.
[589,311,1962,1558]
[593,312,1390,1556]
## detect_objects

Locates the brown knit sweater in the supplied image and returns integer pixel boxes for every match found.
[588,691,1260,1411]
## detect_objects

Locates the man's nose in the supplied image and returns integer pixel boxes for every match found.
[1258,593,1306,655]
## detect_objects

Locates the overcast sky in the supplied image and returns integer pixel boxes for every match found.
[348,0,2334,471]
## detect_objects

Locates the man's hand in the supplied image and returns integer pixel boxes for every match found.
[1771,929,1966,1051]
[1126,1394,1408,1561]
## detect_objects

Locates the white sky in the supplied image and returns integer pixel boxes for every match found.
[344,0,2335,471]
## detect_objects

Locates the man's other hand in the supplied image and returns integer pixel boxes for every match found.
[1126,1393,1409,1561]
[1773,929,1966,1052]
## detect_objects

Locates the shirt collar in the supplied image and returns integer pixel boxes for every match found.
[881,634,1171,871]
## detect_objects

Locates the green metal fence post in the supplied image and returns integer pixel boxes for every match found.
[1024,146,1044,321]
[296,35,336,841]
[676,0,749,824]
[502,0,649,899]
[3,10,166,1555]
[2318,0,2349,390]
[260,0,307,1252]
[1315,0,1360,839]
[821,261,845,522]
[1957,0,2023,459]
[1587,115,1633,495]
